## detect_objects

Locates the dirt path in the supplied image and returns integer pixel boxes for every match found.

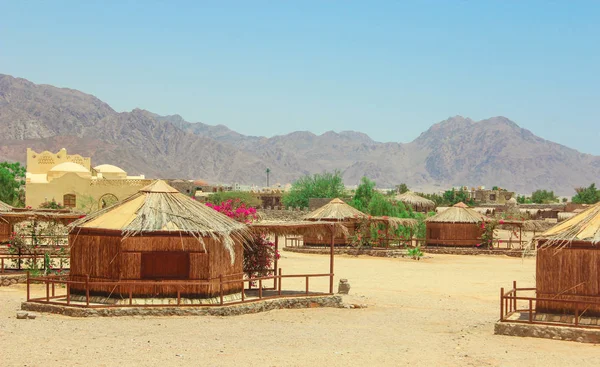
[1,252,598,366]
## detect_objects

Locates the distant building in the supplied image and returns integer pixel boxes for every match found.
[451,186,515,205]
[25,148,151,210]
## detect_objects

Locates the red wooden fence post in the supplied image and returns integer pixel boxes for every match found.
[46,278,49,302]
[500,287,504,320]
[85,274,90,307]
[241,279,245,302]
[273,235,279,289]
[513,280,517,311]
[219,275,224,305]
[528,299,533,323]
[26,271,30,301]
[67,280,71,306]
[306,276,309,294]
[278,268,282,296]
[329,224,335,294]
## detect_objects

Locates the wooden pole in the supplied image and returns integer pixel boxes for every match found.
[500,287,504,320]
[513,280,517,311]
[219,275,224,305]
[329,224,335,294]
[85,274,90,307]
[278,268,282,296]
[26,271,30,301]
[274,235,279,289]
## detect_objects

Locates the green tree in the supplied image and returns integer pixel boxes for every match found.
[531,189,558,204]
[282,170,346,208]
[396,183,409,194]
[350,177,377,212]
[572,183,600,204]
[0,162,26,207]
[517,195,532,204]
[442,189,473,206]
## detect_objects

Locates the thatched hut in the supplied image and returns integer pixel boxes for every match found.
[0,200,14,242]
[395,192,435,212]
[535,203,600,315]
[302,198,367,246]
[425,203,487,246]
[68,180,251,299]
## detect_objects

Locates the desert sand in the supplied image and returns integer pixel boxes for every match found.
[1,251,599,367]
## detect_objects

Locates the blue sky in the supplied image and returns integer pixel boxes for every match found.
[1,1,599,154]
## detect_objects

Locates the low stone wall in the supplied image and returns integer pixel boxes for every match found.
[21,295,343,317]
[0,273,28,287]
[284,246,529,258]
[494,321,600,344]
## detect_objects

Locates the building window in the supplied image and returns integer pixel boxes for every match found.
[489,194,496,201]
[63,194,76,208]
[141,252,190,280]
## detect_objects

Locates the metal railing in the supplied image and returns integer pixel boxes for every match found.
[499,281,600,329]
[25,269,334,308]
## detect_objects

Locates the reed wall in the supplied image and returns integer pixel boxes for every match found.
[425,222,484,247]
[536,246,600,315]
[69,230,243,298]
[0,222,13,242]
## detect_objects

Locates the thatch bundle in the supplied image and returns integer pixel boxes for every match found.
[426,203,487,224]
[303,198,367,221]
[0,200,13,213]
[71,180,251,260]
[536,202,600,248]
[395,192,435,211]
[250,221,350,239]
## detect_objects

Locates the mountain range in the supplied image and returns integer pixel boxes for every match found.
[1,73,598,195]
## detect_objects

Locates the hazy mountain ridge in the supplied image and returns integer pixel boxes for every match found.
[0,73,598,195]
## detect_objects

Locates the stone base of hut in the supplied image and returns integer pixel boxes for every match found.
[495,318,600,344]
[67,292,243,305]
[21,295,343,317]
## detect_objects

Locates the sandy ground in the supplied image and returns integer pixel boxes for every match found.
[1,251,599,367]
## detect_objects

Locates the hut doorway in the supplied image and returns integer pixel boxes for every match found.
[141,252,190,280]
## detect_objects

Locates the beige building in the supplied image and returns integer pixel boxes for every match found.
[25,148,152,211]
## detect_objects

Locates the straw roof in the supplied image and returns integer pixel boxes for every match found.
[303,198,367,221]
[453,202,469,208]
[0,200,13,213]
[250,221,350,238]
[537,203,600,247]
[426,205,487,224]
[70,180,251,260]
[395,192,435,209]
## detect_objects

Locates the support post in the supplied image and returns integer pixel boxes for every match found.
[575,303,579,326]
[219,274,224,305]
[1,258,4,273]
[278,268,282,296]
[500,287,504,320]
[274,235,279,289]
[241,279,245,302]
[513,280,517,311]
[26,271,30,301]
[528,299,533,323]
[67,282,71,306]
[177,289,181,306]
[85,274,90,307]
[258,279,262,299]
[306,276,309,294]
[329,224,335,294]
[46,279,49,302]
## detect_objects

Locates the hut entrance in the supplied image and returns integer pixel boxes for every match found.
[141,252,190,280]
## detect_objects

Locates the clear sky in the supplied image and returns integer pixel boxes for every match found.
[1,1,599,154]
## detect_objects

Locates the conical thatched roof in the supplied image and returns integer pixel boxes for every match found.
[426,204,487,224]
[70,180,251,260]
[538,202,600,246]
[303,198,367,221]
[395,191,435,209]
[453,202,469,208]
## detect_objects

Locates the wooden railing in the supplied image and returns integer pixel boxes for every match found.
[25,269,333,308]
[499,281,600,329]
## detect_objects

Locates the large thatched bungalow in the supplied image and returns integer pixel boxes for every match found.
[302,198,367,246]
[68,180,251,299]
[535,203,600,315]
[395,192,435,212]
[425,202,487,246]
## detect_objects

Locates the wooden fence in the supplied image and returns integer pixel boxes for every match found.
[0,254,70,273]
[499,281,600,329]
[25,269,333,308]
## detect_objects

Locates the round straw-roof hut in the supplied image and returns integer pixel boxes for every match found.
[425,202,487,247]
[69,180,251,299]
[302,198,367,246]
[535,202,600,315]
[0,200,14,242]
[395,192,435,212]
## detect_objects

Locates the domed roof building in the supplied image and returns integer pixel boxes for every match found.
[94,164,127,179]
[47,162,92,181]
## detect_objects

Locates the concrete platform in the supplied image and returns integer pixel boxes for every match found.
[495,320,600,344]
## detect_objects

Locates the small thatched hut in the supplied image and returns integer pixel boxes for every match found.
[0,200,14,242]
[302,198,367,246]
[395,192,435,212]
[425,202,487,246]
[535,203,600,315]
[68,180,251,299]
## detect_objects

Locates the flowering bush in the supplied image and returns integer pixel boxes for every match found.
[39,199,64,210]
[479,219,498,249]
[206,199,279,278]
[205,199,257,223]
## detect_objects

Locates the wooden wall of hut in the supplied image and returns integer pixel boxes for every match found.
[425,222,484,247]
[536,246,600,316]
[69,231,243,298]
[303,221,355,246]
[0,222,13,242]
